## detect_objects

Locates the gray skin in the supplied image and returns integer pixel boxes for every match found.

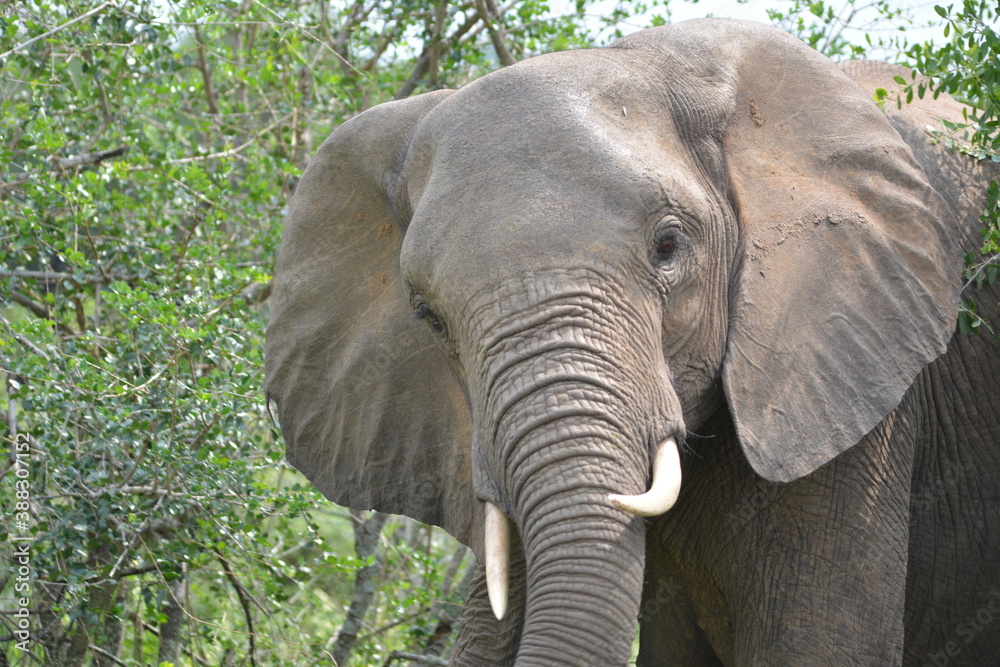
[265,19,1000,666]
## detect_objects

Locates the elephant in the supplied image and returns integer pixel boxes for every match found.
[264,18,1000,665]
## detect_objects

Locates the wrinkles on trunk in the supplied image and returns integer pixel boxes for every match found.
[515,491,646,665]
[464,272,680,664]
[489,378,654,664]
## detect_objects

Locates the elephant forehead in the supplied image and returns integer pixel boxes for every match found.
[402,48,690,201]
[399,59,710,293]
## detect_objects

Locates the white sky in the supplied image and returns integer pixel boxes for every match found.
[577,0,964,54]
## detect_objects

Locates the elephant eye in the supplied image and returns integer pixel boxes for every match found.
[653,232,680,263]
[415,302,446,335]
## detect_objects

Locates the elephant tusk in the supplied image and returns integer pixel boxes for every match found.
[608,437,682,517]
[484,501,510,620]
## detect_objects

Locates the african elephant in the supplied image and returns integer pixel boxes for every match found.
[264,18,1000,665]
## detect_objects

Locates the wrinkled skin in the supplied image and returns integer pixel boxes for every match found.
[265,19,1000,665]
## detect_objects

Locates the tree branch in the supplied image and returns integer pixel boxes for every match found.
[330,0,370,77]
[476,0,516,66]
[160,112,292,165]
[426,0,449,88]
[1,146,128,192]
[10,290,52,319]
[157,565,187,666]
[394,9,481,99]
[52,146,128,170]
[193,26,220,115]
[332,510,390,666]
[0,1,113,60]
[383,651,449,666]
[0,314,49,359]
[139,621,212,666]
[113,564,159,579]
[962,253,1000,293]
[213,548,259,667]
[362,18,403,72]
[87,644,129,667]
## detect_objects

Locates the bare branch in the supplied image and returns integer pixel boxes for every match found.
[0,1,114,60]
[139,621,212,667]
[162,112,292,165]
[426,0,449,88]
[250,0,382,100]
[331,0,370,76]
[213,548,261,667]
[87,644,129,667]
[383,651,449,666]
[0,269,73,280]
[157,565,187,666]
[332,510,390,666]
[362,18,403,72]
[962,253,1000,293]
[477,0,516,66]
[10,290,52,319]
[52,146,128,170]
[113,564,159,579]
[193,26,220,115]
[1,146,128,193]
[394,9,481,100]
[0,314,49,359]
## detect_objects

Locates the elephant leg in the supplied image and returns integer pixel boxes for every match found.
[450,531,526,666]
[638,548,723,666]
[658,404,916,664]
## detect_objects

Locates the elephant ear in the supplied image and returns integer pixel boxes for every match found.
[639,20,959,482]
[265,91,481,547]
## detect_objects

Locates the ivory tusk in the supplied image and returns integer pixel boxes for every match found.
[608,437,682,517]
[484,501,510,620]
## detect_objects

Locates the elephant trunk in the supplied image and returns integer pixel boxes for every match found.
[514,458,647,665]
[475,310,681,664]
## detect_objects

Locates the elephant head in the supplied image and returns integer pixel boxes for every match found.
[265,19,958,664]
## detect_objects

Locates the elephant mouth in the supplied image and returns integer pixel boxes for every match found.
[483,435,683,620]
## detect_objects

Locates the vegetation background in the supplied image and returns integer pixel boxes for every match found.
[1,0,996,665]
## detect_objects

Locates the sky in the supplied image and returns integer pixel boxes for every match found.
[579,0,964,52]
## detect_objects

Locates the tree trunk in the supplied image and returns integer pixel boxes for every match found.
[331,510,389,666]
[157,566,187,665]
[92,578,128,666]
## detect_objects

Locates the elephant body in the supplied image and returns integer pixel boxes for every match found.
[265,19,1000,665]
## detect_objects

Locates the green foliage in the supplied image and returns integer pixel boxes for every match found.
[764,0,917,59]
[959,179,1000,335]
[905,1,1000,335]
[0,1,329,661]
[907,1,1000,158]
